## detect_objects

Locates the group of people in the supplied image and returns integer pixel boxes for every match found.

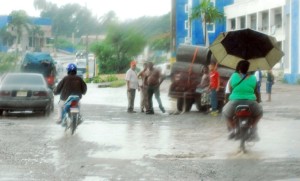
[195,62,220,116]
[53,60,275,141]
[125,60,165,114]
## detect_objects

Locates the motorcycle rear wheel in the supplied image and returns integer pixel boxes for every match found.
[70,113,78,135]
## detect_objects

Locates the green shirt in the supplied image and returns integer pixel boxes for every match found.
[229,72,257,101]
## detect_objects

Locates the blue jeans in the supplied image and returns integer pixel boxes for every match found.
[210,89,218,111]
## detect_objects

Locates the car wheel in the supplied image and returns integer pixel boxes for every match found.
[50,101,54,112]
[0,110,3,116]
[44,105,51,117]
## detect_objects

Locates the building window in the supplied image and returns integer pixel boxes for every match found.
[185,4,188,13]
[184,37,191,44]
[185,20,189,30]
[250,14,257,30]
[207,23,215,33]
[240,16,246,29]
[230,19,236,30]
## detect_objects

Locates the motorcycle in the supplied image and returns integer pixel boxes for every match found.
[233,105,256,153]
[61,95,82,135]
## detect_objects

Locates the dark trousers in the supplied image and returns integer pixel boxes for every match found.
[127,89,136,111]
[147,85,165,113]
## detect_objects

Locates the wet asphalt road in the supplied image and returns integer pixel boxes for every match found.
[0,80,300,180]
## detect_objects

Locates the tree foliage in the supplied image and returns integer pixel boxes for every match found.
[34,0,101,37]
[0,53,19,73]
[191,0,224,45]
[8,10,31,44]
[0,27,14,47]
[90,25,146,73]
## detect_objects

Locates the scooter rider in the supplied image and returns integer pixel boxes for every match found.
[222,60,263,140]
[53,63,87,124]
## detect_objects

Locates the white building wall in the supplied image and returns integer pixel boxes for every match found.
[225,0,286,19]
[224,0,286,70]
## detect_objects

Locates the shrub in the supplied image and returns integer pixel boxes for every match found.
[0,53,19,73]
[110,80,126,87]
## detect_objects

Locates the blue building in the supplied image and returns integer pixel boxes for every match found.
[0,15,52,53]
[171,0,233,50]
[173,0,300,84]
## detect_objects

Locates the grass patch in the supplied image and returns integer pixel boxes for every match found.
[109,80,126,87]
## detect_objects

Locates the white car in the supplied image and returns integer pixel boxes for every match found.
[156,63,171,77]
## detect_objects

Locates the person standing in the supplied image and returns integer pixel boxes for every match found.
[125,60,139,113]
[209,62,220,116]
[254,68,262,101]
[196,66,210,112]
[266,69,275,102]
[138,62,148,113]
[145,62,165,114]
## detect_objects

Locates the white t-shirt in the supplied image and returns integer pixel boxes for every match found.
[254,70,261,82]
[125,68,139,89]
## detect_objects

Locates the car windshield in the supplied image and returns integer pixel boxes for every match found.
[3,74,45,86]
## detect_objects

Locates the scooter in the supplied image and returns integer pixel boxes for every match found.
[233,105,256,153]
[62,95,81,135]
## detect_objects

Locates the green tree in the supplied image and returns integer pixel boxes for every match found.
[0,27,15,47]
[30,25,44,51]
[191,0,224,46]
[90,42,115,73]
[8,10,31,52]
[90,25,146,73]
[34,0,101,37]
[149,32,171,52]
[106,25,146,72]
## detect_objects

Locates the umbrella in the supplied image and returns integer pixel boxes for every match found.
[209,28,284,71]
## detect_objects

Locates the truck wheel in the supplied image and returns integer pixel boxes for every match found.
[177,98,194,112]
[184,98,193,112]
[177,98,184,112]
[195,96,208,112]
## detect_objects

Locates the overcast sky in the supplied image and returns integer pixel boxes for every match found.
[0,0,171,21]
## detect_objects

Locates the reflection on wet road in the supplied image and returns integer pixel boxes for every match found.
[48,113,300,161]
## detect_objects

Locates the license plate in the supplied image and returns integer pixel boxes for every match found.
[16,91,27,97]
[70,108,79,113]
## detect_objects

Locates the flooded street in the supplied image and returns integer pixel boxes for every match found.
[0,80,300,180]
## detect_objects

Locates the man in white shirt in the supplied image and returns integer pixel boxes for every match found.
[125,60,139,113]
[254,68,262,101]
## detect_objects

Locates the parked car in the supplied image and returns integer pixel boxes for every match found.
[0,73,54,116]
[20,52,57,89]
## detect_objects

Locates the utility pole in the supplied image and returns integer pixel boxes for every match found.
[85,35,89,80]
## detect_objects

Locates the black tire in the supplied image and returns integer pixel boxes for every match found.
[44,106,51,117]
[195,96,209,112]
[50,101,54,112]
[240,127,247,153]
[70,114,77,135]
[177,97,193,112]
[184,98,193,112]
[0,110,3,116]
[177,98,184,112]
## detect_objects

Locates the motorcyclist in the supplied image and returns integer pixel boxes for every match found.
[53,63,87,124]
[222,60,262,140]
